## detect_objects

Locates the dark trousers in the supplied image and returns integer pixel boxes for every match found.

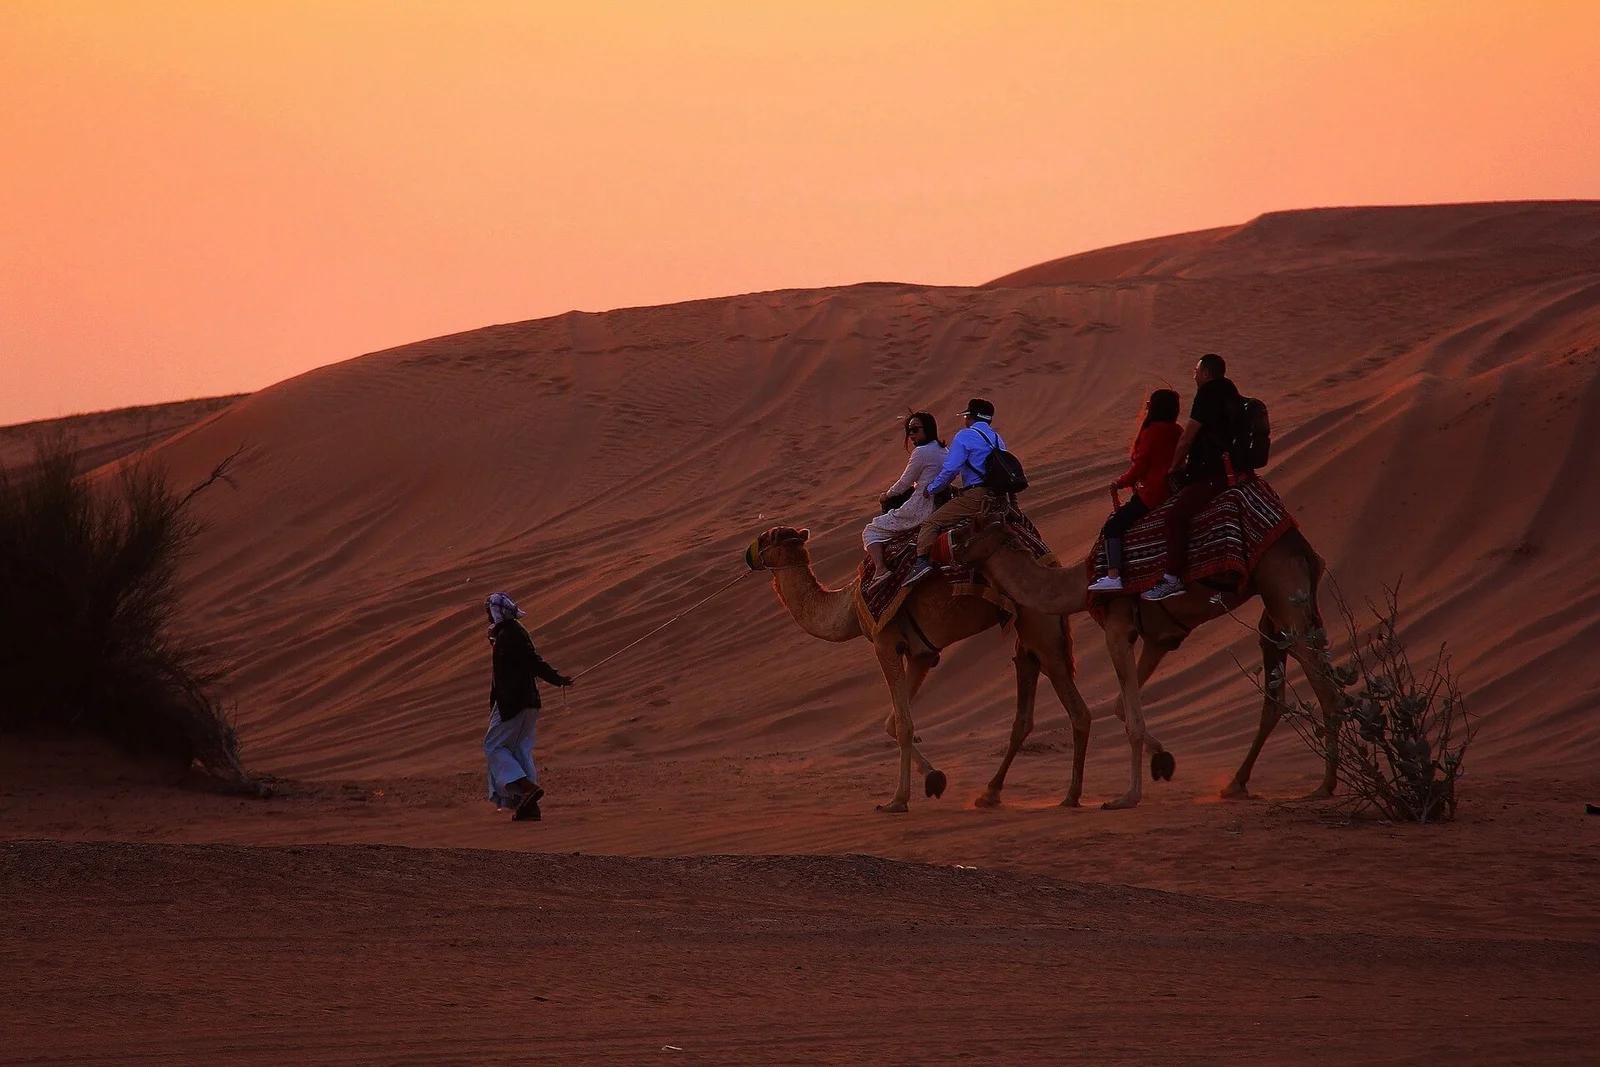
[1162,476,1228,577]
[1101,497,1149,572]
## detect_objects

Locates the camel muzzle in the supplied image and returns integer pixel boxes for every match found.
[744,539,761,570]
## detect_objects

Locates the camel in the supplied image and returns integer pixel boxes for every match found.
[953,519,1342,809]
[744,526,1094,812]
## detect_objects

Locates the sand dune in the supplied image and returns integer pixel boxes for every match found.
[0,394,241,472]
[110,200,1600,789]
[8,201,1600,1062]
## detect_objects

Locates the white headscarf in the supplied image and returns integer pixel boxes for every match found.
[485,592,524,638]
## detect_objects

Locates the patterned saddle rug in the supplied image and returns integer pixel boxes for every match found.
[854,498,1056,636]
[1087,477,1298,619]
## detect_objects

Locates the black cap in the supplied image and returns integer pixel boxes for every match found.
[958,397,995,421]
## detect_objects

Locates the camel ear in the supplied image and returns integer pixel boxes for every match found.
[798,528,810,542]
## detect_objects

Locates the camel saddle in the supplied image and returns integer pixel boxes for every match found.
[1087,477,1299,623]
[854,497,1056,637]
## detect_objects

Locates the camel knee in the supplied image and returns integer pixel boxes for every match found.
[1009,713,1034,745]
[1122,716,1148,746]
[894,715,916,746]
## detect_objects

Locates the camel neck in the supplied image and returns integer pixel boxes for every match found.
[983,547,1089,616]
[770,560,862,643]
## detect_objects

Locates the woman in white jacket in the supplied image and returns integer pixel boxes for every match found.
[863,412,949,582]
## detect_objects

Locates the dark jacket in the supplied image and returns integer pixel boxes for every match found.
[1185,375,1242,479]
[490,620,567,718]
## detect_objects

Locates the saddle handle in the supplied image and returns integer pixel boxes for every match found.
[1110,486,1123,512]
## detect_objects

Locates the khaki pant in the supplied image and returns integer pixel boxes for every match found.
[916,487,995,554]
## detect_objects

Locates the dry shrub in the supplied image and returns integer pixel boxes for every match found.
[0,436,250,784]
[1261,580,1472,823]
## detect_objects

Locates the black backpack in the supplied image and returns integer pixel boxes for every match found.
[976,425,1028,494]
[1229,395,1271,472]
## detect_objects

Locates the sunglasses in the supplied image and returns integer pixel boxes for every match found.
[906,423,924,434]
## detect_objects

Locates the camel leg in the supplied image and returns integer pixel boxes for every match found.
[873,641,920,813]
[1039,649,1092,809]
[903,655,947,796]
[975,648,1040,808]
[1223,611,1287,800]
[882,653,938,781]
[1114,641,1170,756]
[1290,640,1344,799]
[1101,614,1147,810]
[1261,568,1343,799]
[1011,611,1093,808]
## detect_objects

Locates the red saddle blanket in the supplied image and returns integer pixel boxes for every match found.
[855,499,1055,636]
[1088,478,1298,611]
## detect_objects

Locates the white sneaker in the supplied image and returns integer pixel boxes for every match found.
[1087,575,1124,593]
[1141,574,1186,601]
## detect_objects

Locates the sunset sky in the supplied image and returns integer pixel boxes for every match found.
[3,1,1598,424]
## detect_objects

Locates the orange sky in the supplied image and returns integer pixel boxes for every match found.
[3,1,1598,424]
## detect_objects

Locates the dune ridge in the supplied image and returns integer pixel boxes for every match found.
[0,394,242,471]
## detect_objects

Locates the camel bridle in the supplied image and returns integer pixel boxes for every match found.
[750,539,811,572]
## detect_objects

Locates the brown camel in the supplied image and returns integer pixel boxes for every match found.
[954,521,1341,809]
[744,526,1094,812]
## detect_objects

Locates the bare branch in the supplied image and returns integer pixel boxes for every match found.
[178,443,246,510]
[1238,573,1471,823]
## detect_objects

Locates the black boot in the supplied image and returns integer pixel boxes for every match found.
[512,785,545,821]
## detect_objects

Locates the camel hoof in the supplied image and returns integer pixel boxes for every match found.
[924,770,947,799]
[1220,780,1252,801]
[1059,795,1081,809]
[875,800,909,814]
[1101,793,1140,811]
[974,791,1002,809]
[1299,786,1336,801]
[1150,751,1176,782]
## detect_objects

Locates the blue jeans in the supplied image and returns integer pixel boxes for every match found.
[1102,497,1150,573]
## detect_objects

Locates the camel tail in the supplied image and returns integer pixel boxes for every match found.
[1303,534,1328,619]
[1282,528,1329,627]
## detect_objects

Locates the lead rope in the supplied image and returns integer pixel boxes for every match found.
[560,568,752,707]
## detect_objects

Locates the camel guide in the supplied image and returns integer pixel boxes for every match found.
[483,592,571,822]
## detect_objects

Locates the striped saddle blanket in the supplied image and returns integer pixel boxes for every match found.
[855,500,1055,636]
[1089,478,1298,609]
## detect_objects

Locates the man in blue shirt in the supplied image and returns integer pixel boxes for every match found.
[905,398,1006,585]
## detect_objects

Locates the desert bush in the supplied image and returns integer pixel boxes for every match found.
[0,436,247,781]
[1255,581,1472,823]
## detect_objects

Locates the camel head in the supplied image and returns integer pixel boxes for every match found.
[949,517,1012,566]
[745,526,811,571]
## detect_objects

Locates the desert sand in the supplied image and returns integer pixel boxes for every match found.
[4,202,1599,1063]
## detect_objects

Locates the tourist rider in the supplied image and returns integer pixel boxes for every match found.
[1088,388,1183,593]
[905,398,1005,585]
[483,591,572,821]
[1142,353,1241,601]
[862,412,948,587]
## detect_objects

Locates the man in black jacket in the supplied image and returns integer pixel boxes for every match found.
[1143,353,1242,602]
[484,592,571,821]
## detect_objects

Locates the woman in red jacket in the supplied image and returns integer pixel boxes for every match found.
[1089,389,1182,593]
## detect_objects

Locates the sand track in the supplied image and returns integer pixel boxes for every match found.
[6,839,1597,1065]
